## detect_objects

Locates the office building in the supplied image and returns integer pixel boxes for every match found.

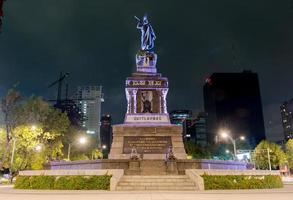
[169,110,192,125]
[169,110,207,145]
[100,114,113,154]
[280,99,293,141]
[194,112,208,146]
[203,71,266,148]
[72,86,104,139]
[170,110,193,141]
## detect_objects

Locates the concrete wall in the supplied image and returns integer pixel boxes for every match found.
[177,159,247,174]
[45,160,129,170]
[45,159,248,175]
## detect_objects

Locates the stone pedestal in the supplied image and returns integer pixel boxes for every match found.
[128,160,140,174]
[109,124,187,160]
[166,160,178,175]
[109,42,187,161]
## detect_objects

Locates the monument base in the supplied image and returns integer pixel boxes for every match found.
[108,124,187,160]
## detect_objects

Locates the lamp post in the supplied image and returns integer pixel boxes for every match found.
[67,136,87,161]
[9,138,16,182]
[102,145,107,159]
[267,148,272,171]
[252,148,272,171]
[219,130,245,160]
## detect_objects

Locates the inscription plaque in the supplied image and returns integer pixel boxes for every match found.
[123,136,172,154]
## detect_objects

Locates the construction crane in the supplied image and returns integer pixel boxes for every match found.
[48,72,69,106]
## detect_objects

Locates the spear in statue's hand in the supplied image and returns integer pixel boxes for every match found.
[134,16,141,22]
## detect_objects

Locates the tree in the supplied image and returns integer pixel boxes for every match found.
[184,141,212,159]
[65,132,100,161]
[286,139,293,169]
[0,128,6,167]
[252,140,287,170]
[0,94,70,174]
[13,96,70,159]
[0,89,21,167]
[211,143,233,160]
[92,149,103,159]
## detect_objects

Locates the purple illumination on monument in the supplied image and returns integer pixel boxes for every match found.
[123,15,170,125]
[133,89,137,114]
[108,16,187,160]
[125,89,130,113]
[162,89,168,114]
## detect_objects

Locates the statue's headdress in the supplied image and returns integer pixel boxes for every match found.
[143,14,148,25]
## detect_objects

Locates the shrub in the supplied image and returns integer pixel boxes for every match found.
[30,176,55,189]
[202,174,283,190]
[14,176,31,189]
[14,175,112,190]
[54,176,76,190]
[0,177,9,185]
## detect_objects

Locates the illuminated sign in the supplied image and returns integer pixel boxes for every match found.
[125,114,170,123]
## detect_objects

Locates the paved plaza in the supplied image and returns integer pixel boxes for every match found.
[0,185,293,200]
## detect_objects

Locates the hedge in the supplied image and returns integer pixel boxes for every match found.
[202,174,283,190]
[14,175,112,190]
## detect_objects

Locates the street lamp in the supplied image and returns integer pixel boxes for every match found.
[67,136,87,161]
[101,145,107,159]
[219,129,245,160]
[31,125,37,131]
[253,148,272,171]
[79,137,87,145]
[35,145,42,152]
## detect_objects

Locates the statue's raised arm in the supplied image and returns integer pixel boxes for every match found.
[135,15,156,51]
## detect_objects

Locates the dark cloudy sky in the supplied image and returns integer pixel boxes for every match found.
[1,0,293,141]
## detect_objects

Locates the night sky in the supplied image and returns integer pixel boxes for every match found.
[1,0,293,141]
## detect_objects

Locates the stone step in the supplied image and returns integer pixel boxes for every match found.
[118,181,195,186]
[120,178,192,183]
[122,175,188,179]
[116,175,196,191]
[140,169,166,175]
[120,176,191,181]
[116,186,196,191]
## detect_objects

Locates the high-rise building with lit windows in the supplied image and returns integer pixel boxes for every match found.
[72,86,104,139]
[280,99,293,141]
[169,110,207,145]
[169,110,193,142]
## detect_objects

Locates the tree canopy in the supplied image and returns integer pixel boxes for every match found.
[286,139,293,169]
[0,92,70,172]
[252,140,287,170]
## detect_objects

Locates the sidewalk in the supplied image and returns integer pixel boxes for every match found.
[1,184,293,194]
[0,184,293,200]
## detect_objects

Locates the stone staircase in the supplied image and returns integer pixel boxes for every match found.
[116,175,196,191]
